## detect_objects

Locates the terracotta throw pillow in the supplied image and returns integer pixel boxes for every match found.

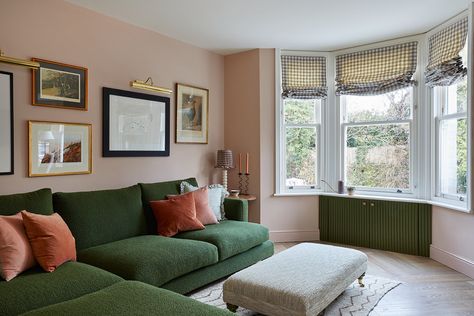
[0,213,36,281]
[168,187,218,225]
[21,211,76,272]
[150,192,205,237]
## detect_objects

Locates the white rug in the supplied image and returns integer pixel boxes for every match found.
[189,275,400,315]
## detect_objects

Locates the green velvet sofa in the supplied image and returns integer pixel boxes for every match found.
[0,178,274,315]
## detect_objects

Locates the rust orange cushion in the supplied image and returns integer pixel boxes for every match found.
[21,211,76,272]
[0,213,36,281]
[150,191,205,237]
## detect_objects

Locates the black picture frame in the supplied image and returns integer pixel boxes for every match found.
[103,87,170,157]
[0,71,13,175]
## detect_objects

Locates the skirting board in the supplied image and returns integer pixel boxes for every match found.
[270,230,320,242]
[430,245,474,279]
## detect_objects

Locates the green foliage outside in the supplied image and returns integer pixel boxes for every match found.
[456,79,468,195]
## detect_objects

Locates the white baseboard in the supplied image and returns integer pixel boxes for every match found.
[269,230,320,242]
[430,245,474,279]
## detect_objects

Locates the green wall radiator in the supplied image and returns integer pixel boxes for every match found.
[319,196,432,257]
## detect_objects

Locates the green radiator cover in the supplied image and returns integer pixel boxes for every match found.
[319,196,432,257]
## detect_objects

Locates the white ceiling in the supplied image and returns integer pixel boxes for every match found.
[67,0,470,55]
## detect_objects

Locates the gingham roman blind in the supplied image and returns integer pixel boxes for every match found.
[425,17,468,87]
[335,42,418,95]
[281,55,327,99]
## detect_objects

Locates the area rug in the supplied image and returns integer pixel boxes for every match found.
[189,275,400,315]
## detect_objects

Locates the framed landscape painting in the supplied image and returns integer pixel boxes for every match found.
[103,87,170,157]
[0,71,13,175]
[175,83,208,144]
[32,58,88,110]
[29,121,92,177]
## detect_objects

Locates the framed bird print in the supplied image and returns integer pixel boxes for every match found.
[175,83,208,144]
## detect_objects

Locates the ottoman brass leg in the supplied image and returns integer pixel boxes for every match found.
[358,273,366,287]
[226,303,238,313]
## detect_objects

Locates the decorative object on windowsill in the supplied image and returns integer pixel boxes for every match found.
[102,87,170,157]
[32,58,88,110]
[175,83,209,144]
[130,77,173,95]
[215,149,234,191]
[229,190,240,198]
[347,186,355,196]
[0,50,39,69]
[238,152,250,195]
[338,180,345,194]
[0,71,13,175]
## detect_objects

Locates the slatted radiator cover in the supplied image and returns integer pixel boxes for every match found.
[319,196,432,257]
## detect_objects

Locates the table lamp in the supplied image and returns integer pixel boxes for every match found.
[215,149,234,191]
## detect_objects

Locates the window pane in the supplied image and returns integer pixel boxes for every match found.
[286,127,317,186]
[439,118,467,196]
[344,88,412,123]
[284,99,320,124]
[345,123,410,189]
[439,78,468,115]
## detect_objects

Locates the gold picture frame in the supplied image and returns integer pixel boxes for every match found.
[175,83,209,144]
[32,58,88,110]
[28,121,92,177]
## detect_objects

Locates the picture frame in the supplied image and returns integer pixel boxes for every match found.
[28,121,92,177]
[32,58,88,110]
[0,71,13,175]
[175,83,209,144]
[103,87,170,157]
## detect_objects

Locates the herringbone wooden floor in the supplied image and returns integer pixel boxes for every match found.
[275,242,474,316]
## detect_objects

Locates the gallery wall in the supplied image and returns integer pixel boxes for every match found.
[0,0,225,195]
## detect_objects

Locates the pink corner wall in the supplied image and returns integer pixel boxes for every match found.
[0,0,224,194]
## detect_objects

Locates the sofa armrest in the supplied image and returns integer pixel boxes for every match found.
[223,198,248,222]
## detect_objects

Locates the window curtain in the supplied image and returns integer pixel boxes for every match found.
[335,42,418,95]
[425,17,468,87]
[281,55,327,99]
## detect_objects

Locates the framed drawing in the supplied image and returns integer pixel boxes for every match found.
[32,58,88,110]
[103,87,170,157]
[0,71,13,175]
[175,83,208,144]
[28,121,92,177]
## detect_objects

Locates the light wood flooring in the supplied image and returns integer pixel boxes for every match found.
[275,242,474,316]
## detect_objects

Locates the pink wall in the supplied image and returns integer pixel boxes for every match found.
[431,206,474,278]
[224,50,261,223]
[0,0,224,195]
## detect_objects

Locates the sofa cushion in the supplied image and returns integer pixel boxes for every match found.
[140,178,198,233]
[21,281,233,316]
[175,220,269,261]
[53,185,147,250]
[78,235,218,287]
[0,188,53,216]
[0,261,122,316]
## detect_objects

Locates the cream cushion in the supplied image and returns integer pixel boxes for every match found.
[223,243,368,316]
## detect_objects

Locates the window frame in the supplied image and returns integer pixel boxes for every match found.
[275,50,328,194]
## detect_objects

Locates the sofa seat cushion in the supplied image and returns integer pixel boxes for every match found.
[21,281,233,316]
[174,220,269,261]
[0,261,122,316]
[78,235,218,287]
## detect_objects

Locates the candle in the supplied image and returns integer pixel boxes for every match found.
[246,153,249,174]
[239,153,242,173]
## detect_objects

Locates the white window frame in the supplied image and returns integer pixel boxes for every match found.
[428,12,471,210]
[275,50,328,194]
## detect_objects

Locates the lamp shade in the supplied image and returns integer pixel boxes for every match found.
[215,149,234,169]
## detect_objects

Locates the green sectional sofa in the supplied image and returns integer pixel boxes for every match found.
[0,178,273,315]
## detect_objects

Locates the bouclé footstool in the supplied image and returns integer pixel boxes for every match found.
[223,243,368,316]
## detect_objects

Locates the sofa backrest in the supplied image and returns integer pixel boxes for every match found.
[139,177,198,234]
[53,185,146,251]
[0,188,53,216]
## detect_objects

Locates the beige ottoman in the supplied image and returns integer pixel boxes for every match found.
[223,243,368,316]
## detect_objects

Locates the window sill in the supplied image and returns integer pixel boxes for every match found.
[273,191,471,213]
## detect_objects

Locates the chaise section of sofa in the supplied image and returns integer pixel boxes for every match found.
[20,281,234,316]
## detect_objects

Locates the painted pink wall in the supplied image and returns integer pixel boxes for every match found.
[431,206,474,278]
[224,50,261,223]
[0,0,224,195]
